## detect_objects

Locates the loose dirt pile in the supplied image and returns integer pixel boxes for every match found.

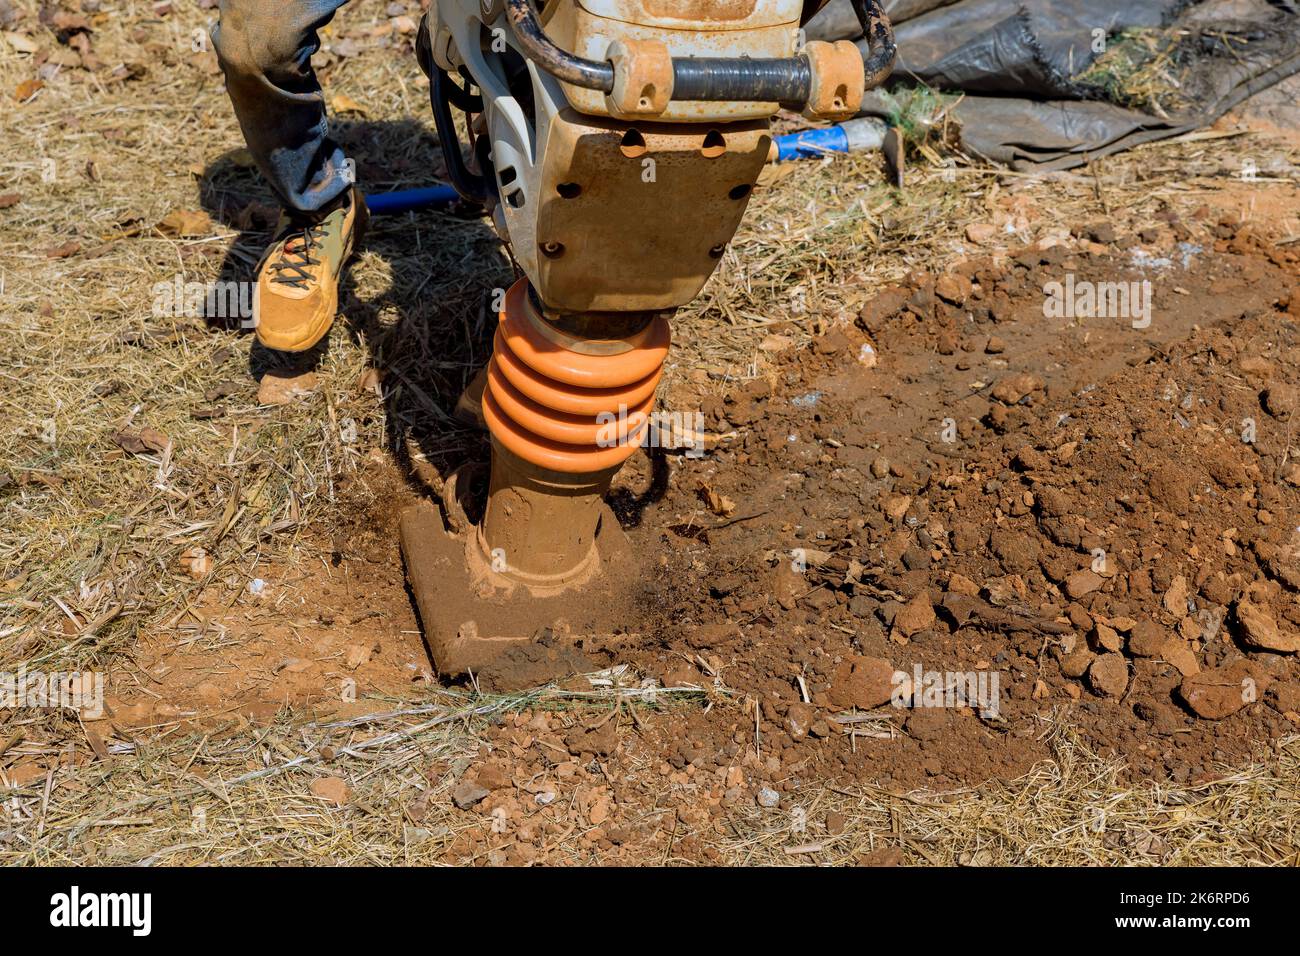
[4,0,1300,865]
[615,212,1300,795]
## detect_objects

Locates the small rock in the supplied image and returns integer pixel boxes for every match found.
[1239,355,1273,377]
[474,764,512,791]
[935,273,972,305]
[1268,681,1300,713]
[1086,222,1117,244]
[883,494,913,521]
[893,593,937,637]
[1267,555,1300,591]
[1162,640,1200,677]
[1162,575,1189,618]
[309,776,351,806]
[1179,659,1269,720]
[1058,636,1095,679]
[1236,599,1299,653]
[404,825,433,844]
[990,372,1043,405]
[1088,653,1128,697]
[1091,623,1122,653]
[803,587,838,612]
[1128,619,1170,657]
[785,701,815,740]
[1012,446,1049,472]
[564,719,619,756]
[828,655,897,710]
[1261,383,1297,420]
[451,780,490,809]
[257,369,318,406]
[773,563,804,611]
[825,810,847,835]
[756,787,780,808]
[947,572,980,596]
[1065,569,1103,599]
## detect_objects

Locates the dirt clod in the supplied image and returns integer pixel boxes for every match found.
[1236,599,1299,653]
[1088,654,1129,698]
[828,656,896,710]
[1179,660,1268,720]
[257,369,319,405]
[451,780,490,810]
[309,776,351,807]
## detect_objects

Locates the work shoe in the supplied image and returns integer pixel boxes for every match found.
[252,187,368,352]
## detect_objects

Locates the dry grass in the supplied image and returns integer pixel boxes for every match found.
[4,679,1296,866]
[719,722,1300,867]
[1076,28,1192,117]
[0,679,719,865]
[3,0,1300,865]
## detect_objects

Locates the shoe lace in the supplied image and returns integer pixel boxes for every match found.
[268,220,326,290]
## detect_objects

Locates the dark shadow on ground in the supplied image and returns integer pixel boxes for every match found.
[197,114,673,524]
[197,116,507,486]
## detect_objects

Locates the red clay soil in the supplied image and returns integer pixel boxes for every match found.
[99,191,1300,865]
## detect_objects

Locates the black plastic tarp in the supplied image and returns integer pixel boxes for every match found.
[807,0,1300,169]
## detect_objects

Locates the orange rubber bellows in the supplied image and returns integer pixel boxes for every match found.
[482,280,670,473]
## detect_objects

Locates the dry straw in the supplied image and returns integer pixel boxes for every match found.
[2,0,1298,865]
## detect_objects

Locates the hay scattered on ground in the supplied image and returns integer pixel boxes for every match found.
[718,722,1300,867]
[3,678,1296,865]
[3,0,1300,865]
[1076,28,1192,117]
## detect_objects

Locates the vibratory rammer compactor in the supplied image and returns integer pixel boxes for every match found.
[403,0,895,679]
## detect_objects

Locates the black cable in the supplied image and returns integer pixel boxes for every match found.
[430,69,490,204]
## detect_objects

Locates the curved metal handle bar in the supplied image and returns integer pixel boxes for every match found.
[502,0,896,105]
[504,0,615,91]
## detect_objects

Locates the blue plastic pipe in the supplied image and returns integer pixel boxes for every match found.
[365,184,460,215]
[772,117,887,162]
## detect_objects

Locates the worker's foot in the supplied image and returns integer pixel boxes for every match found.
[253,187,367,353]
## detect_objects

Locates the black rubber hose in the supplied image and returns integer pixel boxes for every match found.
[852,0,897,90]
[447,66,485,113]
[430,68,490,204]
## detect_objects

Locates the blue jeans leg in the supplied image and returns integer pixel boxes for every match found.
[212,0,353,218]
